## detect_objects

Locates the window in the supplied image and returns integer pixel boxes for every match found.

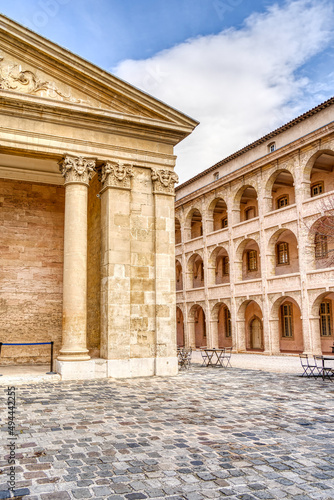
[245,206,256,220]
[222,217,228,228]
[268,142,276,153]
[247,250,257,271]
[277,195,288,209]
[281,302,293,338]
[214,172,219,181]
[320,301,332,336]
[224,308,231,337]
[315,233,328,259]
[222,256,229,275]
[277,242,289,265]
[311,182,324,197]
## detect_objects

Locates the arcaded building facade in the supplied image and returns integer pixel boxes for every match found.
[175,98,334,355]
[0,16,197,379]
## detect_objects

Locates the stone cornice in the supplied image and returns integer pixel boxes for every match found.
[59,155,96,186]
[0,91,192,146]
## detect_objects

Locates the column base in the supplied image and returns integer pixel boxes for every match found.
[56,356,178,380]
[57,349,90,362]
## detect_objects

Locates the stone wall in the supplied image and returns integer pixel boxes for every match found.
[0,178,64,364]
[87,173,101,357]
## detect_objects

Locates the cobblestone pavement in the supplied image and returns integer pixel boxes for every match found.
[1,367,334,500]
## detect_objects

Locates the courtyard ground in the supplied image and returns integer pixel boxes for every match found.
[0,361,334,500]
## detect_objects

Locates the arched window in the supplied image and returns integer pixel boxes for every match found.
[281,303,293,338]
[311,182,324,197]
[247,250,257,271]
[224,307,231,338]
[320,301,332,337]
[277,242,289,265]
[277,195,289,209]
[315,233,328,259]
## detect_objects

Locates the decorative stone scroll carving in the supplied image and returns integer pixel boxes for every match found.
[0,54,86,104]
[59,155,96,186]
[151,168,179,195]
[99,161,134,190]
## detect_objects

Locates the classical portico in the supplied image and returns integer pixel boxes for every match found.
[0,15,198,379]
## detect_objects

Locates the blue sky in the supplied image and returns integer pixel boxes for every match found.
[0,0,333,182]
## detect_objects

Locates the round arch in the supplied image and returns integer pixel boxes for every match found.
[188,304,207,348]
[187,253,204,289]
[270,296,303,353]
[233,184,258,223]
[267,228,299,276]
[303,149,334,200]
[235,238,261,281]
[264,169,295,212]
[310,292,334,354]
[175,217,181,244]
[237,299,264,352]
[176,306,185,347]
[184,207,203,240]
[208,197,228,232]
[208,246,230,285]
[175,259,183,291]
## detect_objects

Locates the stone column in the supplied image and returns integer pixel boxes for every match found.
[151,168,179,375]
[99,161,133,375]
[58,155,96,361]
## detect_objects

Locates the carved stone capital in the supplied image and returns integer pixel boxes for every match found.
[151,168,179,195]
[99,161,134,191]
[59,155,96,186]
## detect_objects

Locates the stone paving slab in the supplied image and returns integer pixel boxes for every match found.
[0,367,334,499]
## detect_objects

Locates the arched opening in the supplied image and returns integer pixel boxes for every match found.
[271,297,303,353]
[176,260,183,291]
[210,198,228,231]
[309,216,334,270]
[191,209,203,239]
[187,253,204,289]
[239,186,258,222]
[215,247,230,284]
[310,292,334,354]
[309,152,334,198]
[189,304,206,348]
[175,217,181,244]
[241,240,261,281]
[267,229,299,276]
[176,307,185,347]
[218,304,232,348]
[245,301,264,351]
[269,170,295,211]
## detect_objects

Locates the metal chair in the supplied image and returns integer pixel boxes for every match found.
[178,347,192,370]
[222,347,232,368]
[299,354,317,377]
[314,355,334,381]
[200,346,208,367]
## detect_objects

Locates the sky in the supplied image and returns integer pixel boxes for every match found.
[0,0,333,184]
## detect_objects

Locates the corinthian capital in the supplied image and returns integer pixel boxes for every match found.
[59,155,96,186]
[151,168,179,195]
[100,161,134,191]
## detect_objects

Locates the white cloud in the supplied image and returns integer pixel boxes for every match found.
[113,0,334,184]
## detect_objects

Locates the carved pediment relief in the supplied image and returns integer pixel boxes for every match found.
[0,50,166,119]
[0,51,92,105]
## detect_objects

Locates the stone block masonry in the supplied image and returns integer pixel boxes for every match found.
[0,179,64,364]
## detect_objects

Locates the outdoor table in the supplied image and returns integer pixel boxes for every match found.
[201,348,225,367]
[321,356,334,380]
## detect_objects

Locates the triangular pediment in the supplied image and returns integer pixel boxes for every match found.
[0,15,198,130]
